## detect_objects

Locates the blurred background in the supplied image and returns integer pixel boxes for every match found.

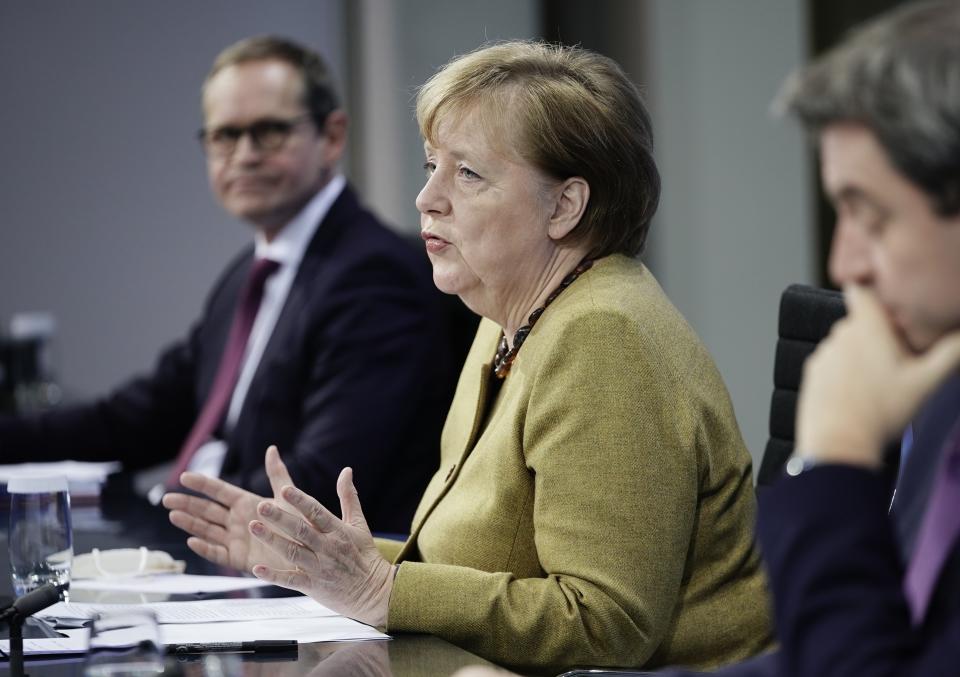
[0,0,907,472]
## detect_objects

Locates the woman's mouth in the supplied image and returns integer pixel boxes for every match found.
[421,231,450,253]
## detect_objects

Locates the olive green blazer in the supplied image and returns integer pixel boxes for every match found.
[381,255,771,673]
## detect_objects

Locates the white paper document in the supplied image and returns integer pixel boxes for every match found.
[0,617,387,657]
[71,573,273,595]
[39,596,337,625]
[161,617,388,645]
[0,628,90,656]
[0,460,120,484]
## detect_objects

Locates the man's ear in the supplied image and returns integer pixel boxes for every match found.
[320,109,348,165]
[547,177,589,241]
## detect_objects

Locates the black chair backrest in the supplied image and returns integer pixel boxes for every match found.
[757,284,846,487]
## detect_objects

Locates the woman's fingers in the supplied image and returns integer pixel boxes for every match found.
[249,517,317,570]
[265,445,295,497]
[168,509,229,544]
[185,536,231,568]
[180,471,246,507]
[251,563,311,593]
[336,468,369,531]
[280,485,340,533]
[163,492,230,527]
[255,501,317,548]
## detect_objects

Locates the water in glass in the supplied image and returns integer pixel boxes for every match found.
[7,475,73,599]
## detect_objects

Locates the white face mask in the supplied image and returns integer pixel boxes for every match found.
[73,548,185,579]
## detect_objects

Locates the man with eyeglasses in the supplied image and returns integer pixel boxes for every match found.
[0,36,459,534]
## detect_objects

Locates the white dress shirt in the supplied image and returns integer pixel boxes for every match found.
[187,174,346,477]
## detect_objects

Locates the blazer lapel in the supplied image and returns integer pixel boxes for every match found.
[446,362,494,462]
[396,334,497,562]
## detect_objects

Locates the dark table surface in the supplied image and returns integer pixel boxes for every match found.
[0,484,499,677]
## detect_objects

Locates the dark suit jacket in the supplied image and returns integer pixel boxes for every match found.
[890,374,960,626]
[751,464,960,677]
[658,470,960,677]
[0,185,459,533]
[657,377,960,677]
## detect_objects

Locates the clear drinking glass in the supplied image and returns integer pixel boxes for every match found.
[7,475,73,599]
[84,609,166,676]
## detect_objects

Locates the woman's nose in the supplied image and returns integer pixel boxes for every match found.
[416,173,450,216]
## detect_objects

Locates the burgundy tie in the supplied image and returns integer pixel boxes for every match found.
[903,423,960,624]
[165,257,280,489]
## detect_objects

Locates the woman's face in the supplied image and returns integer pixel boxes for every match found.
[416,110,561,319]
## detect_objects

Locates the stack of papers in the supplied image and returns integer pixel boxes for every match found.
[71,573,272,596]
[0,575,388,658]
[39,596,338,624]
[0,614,387,657]
[0,461,120,503]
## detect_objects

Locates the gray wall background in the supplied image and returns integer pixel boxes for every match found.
[0,0,813,471]
[644,0,813,470]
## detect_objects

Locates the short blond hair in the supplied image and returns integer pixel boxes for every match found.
[417,41,660,257]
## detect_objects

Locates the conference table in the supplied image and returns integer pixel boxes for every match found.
[0,482,501,677]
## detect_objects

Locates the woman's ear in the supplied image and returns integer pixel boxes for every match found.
[547,177,589,241]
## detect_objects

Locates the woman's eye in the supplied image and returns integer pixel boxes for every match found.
[458,166,481,180]
[423,161,436,176]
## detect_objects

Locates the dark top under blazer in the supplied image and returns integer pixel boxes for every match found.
[0,185,456,533]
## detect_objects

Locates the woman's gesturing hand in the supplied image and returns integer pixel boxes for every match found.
[248,466,396,630]
[162,445,298,572]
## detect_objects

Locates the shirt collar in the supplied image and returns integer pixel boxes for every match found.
[253,173,346,267]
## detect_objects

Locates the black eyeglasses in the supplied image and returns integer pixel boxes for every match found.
[197,114,313,157]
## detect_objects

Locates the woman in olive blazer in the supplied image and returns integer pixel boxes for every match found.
[382,254,771,671]
[164,41,771,674]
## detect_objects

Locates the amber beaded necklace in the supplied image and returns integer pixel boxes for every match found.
[492,259,594,379]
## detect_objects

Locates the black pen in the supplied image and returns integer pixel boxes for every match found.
[171,640,298,654]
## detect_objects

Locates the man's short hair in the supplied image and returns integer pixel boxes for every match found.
[778,0,960,216]
[204,35,340,130]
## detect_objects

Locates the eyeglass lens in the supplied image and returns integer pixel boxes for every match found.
[200,116,308,155]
